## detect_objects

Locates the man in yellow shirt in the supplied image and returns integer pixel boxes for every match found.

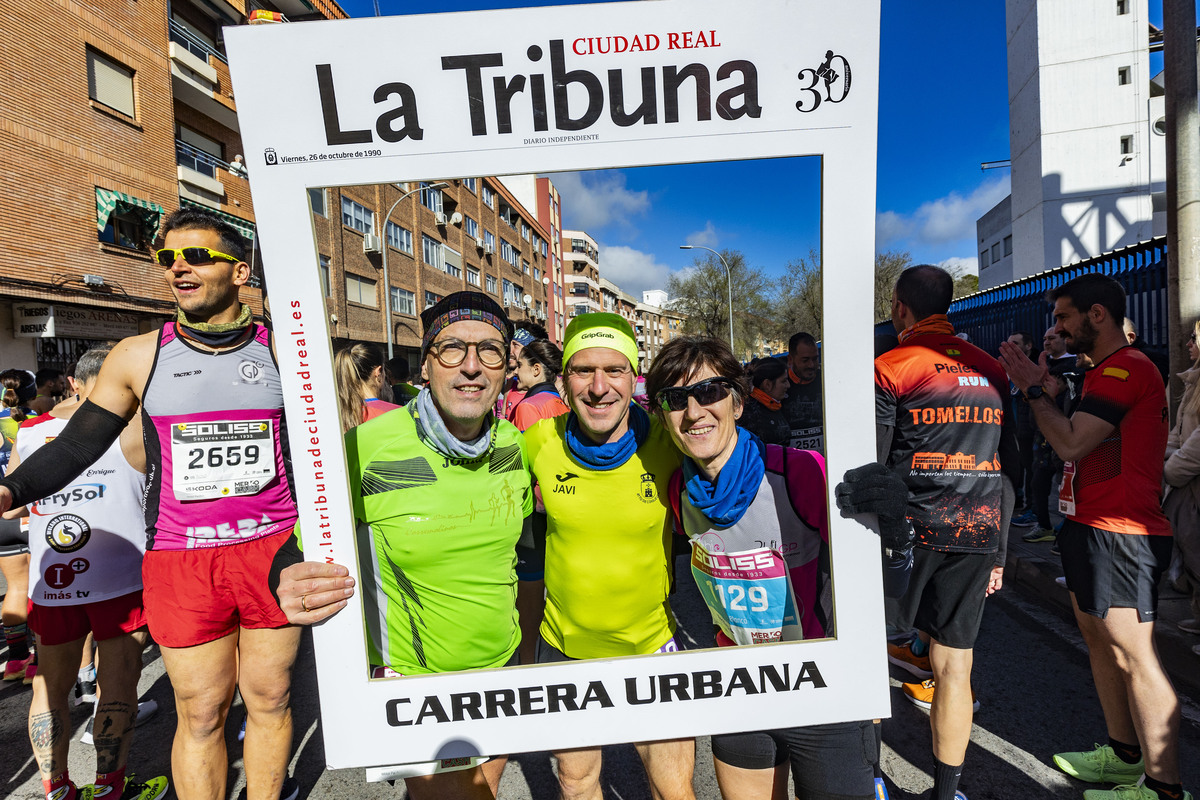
[522,313,692,800]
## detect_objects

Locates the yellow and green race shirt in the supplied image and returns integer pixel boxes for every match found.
[347,406,532,674]
[524,413,682,659]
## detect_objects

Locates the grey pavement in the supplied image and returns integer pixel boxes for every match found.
[3,527,1199,799]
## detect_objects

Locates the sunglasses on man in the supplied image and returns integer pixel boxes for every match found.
[656,377,737,412]
[155,247,242,267]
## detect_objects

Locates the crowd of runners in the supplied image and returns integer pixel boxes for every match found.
[0,205,1193,800]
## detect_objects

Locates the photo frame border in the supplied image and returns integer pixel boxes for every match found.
[225,0,887,769]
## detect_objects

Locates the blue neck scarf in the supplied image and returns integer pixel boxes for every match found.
[683,428,766,527]
[566,402,650,471]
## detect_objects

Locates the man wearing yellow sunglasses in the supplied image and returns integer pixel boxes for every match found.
[0,206,303,800]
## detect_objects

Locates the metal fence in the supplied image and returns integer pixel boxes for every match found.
[874,237,1169,356]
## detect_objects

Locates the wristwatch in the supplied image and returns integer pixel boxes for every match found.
[1024,385,1045,401]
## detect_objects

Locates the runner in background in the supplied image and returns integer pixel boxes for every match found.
[0,369,35,681]
[508,339,569,432]
[499,323,548,420]
[647,335,913,800]
[738,358,791,445]
[335,342,399,432]
[782,332,824,453]
[10,345,167,800]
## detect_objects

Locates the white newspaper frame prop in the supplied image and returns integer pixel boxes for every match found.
[226,0,884,770]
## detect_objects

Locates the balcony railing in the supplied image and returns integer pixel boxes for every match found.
[169,20,227,64]
[176,139,237,180]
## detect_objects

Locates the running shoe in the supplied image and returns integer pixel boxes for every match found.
[75,677,98,705]
[1022,528,1056,542]
[1052,744,1144,785]
[1050,539,1061,556]
[118,775,169,800]
[1082,785,1191,800]
[874,776,889,799]
[1011,511,1038,527]
[86,775,169,800]
[1178,618,1200,635]
[886,640,933,679]
[3,653,34,681]
[901,679,980,712]
[24,660,37,684]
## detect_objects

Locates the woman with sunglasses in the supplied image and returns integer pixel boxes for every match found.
[645,335,913,800]
[507,339,569,432]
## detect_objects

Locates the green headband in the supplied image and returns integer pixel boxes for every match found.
[561,312,640,374]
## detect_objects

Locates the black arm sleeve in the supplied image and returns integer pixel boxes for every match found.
[0,400,127,508]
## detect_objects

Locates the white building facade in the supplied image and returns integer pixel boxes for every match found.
[979,0,1165,288]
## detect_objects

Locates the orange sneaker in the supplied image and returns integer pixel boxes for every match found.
[901,679,980,712]
[886,640,932,679]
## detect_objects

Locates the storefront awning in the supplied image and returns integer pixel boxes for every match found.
[180,198,256,243]
[95,188,165,239]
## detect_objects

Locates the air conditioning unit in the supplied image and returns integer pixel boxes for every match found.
[483,242,494,255]
[503,298,512,307]
[362,234,382,254]
[475,237,485,250]
[434,212,448,225]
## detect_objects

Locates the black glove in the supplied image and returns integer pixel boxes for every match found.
[834,462,915,553]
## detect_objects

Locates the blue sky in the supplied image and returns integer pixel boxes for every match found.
[323,1,1154,297]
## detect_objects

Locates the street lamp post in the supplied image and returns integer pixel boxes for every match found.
[679,244,734,352]
[381,181,448,360]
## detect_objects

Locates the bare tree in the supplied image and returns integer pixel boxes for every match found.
[667,249,771,356]
[773,249,823,341]
[874,250,912,322]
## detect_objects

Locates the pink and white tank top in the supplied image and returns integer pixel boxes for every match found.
[141,323,297,550]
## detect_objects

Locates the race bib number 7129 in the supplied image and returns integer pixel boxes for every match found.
[690,540,802,646]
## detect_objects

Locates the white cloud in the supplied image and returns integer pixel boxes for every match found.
[875,210,912,247]
[685,222,719,248]
[598,245,674,298]
[879,175,1010,248]
[552,171,650,231]
[938,256,979,277]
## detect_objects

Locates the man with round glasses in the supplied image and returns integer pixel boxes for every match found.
[521,312,694,800]
[276,291,533,799]
[0,206,303,800]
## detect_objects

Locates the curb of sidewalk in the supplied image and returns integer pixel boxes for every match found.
[1004,539,1200,697]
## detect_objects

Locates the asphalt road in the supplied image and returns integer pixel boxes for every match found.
[3,558,1199,800]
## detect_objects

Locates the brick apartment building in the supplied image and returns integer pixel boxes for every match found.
[0,0,669,375]
[310,177,553,371]
[0,0,344,372]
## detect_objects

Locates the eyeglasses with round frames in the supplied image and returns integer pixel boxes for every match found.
[427,338,507,369]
